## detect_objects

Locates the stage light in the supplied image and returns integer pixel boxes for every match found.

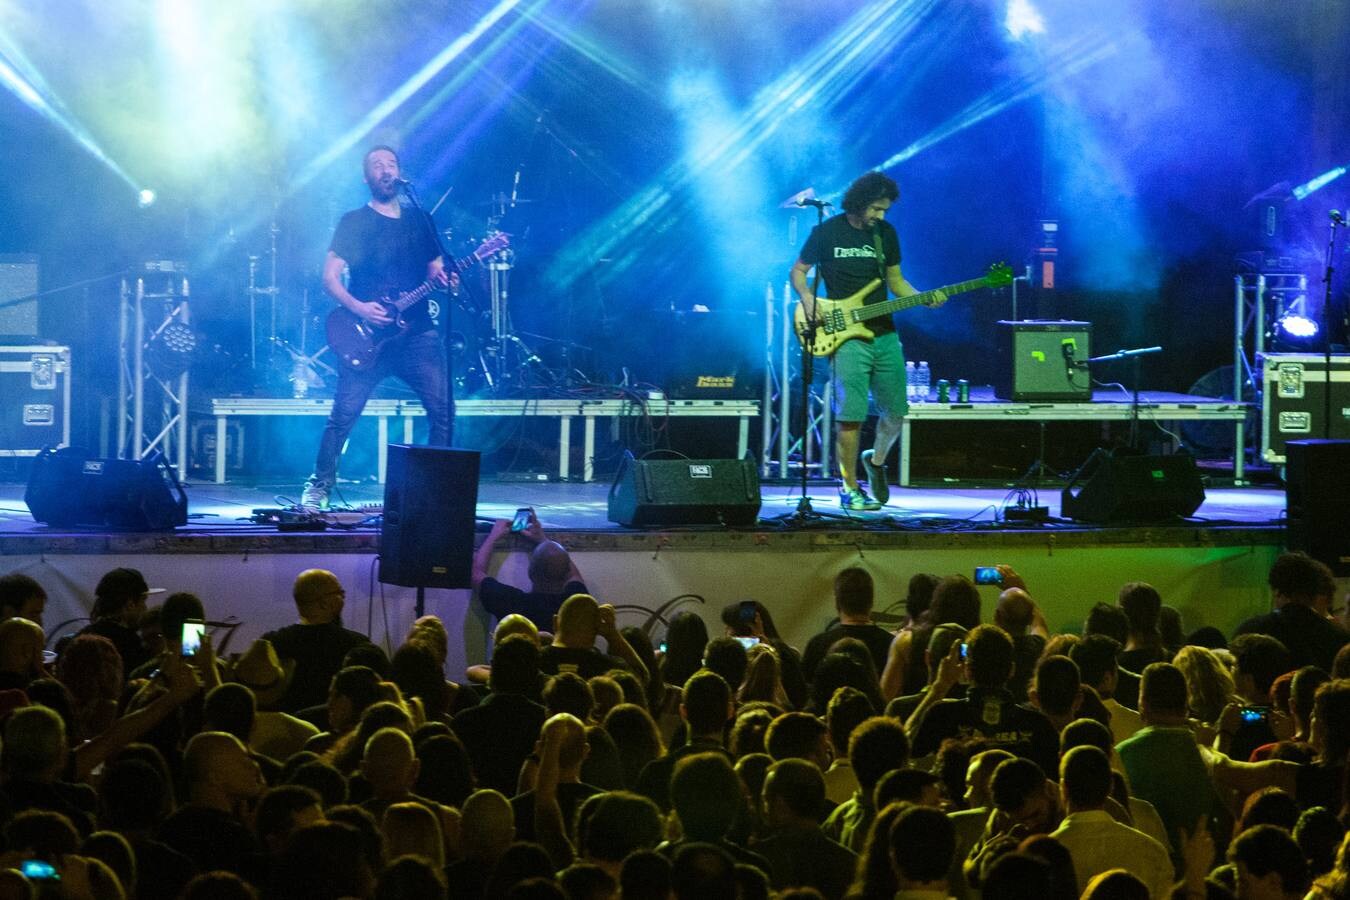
[138,189,157,208]
[1005,0,1046,40]
[146,322,198,380]
[1292,164,1348,201]
[1272,313,1319,351]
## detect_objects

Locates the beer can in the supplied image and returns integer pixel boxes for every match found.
[935,379,950,403]
[956,379,970,403]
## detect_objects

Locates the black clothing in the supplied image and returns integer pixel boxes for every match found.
[329,205,440,333]
[771,639,810,710]
[510,782,604,842]
[911,686,1060,777]
[0,777,97,835]
[539,645,628,679]
[753,824,858,900]
[1114,665,1143,711]
[479,578,587,633]
[127,835,197,900]
[445,857,494,900]
[635,737,731,812]
[156,803,259,881]
[450,692,547,795]
[886,683,967,722]
[798,215,901,335]
[1234,603,1349,671]
[801,623,894,681]
[1009,633,1047,703]
[659,837,772,875]
[78,618,150,678]
[262,621,372,713]
[313,204,452,485]
[1118,646,1169,674]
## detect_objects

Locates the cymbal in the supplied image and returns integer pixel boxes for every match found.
[779,187,817,209]
[476,193,538,207]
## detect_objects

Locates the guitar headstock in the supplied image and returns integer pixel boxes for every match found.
[985,262,1014,287]
[473,233,511,261]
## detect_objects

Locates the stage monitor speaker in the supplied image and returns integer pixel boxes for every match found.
[1061,450,1205,524]
[608,452,761,527]
[993,320,1092,401]
[380,445,480,589]
[1284,439,1350,575]
[24,447,188,531]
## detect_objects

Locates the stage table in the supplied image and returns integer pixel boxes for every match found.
[209,397,758,484]
[898,388,1249,486]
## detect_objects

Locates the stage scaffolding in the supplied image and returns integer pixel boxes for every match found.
[117,268,191,475]
[761,282,834,482]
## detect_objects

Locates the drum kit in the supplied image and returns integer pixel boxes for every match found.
[240,185,557,401]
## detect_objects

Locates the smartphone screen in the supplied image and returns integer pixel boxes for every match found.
[21,860,59,881]
[181,619,205,657]
[510,507,532,532]
[974,566,1003,586]
[959,642,969,660]
[1239,706,1268,723]
[735,636,760,650]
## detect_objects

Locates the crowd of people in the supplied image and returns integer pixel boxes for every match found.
[0,525,1347,900]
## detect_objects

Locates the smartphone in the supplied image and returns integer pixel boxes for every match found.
[1239,706,1269,724]
[659,642,668,654]
[735,636,760,650]
[737,600,758,624]
[510,507,533,533]
[974,566,1003,586]
[959,642,969,660]
[181,619,205,657]
[20,860,59,881]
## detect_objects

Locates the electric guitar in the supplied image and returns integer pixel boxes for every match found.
[793,262,1014,357]
[327,233,510,371]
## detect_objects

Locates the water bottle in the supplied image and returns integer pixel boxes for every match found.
[915,361,931,402]
[905,361,916,401]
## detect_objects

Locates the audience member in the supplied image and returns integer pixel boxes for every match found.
[664,753,769,869]
[1228,824,1310,900]
[0,616,47,691]
[994,584,1049,703]
[754,759,856,899]
[541,595,646,680]
[1069,634,1142,742]
[636,670,733,811]
[0,572,47,624]
[79,568,160,678]
[801,568,894,680]
[821,715,908,852]
[1117,582,1169,672]
[889,804,957,899]
[264,569,372,713]
[157,731,262,877]
[473,511,586,633]
[1235,553,1348,671]
[452,635,548,795]
[821,686,871,804]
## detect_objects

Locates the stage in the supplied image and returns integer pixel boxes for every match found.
[0,475,1294,682]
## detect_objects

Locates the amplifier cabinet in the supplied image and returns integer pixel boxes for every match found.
[1259,353,1350,465]
[993,320,1092,401]
[1,345,71,457]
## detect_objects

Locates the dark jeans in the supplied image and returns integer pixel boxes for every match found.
[312,329,452,484]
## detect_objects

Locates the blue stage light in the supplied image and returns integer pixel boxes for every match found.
[1292,165,1348,201]
[138,189,157,208]
[1272,313,1320,351]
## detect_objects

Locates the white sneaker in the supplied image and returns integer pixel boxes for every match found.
[300,478,330,511]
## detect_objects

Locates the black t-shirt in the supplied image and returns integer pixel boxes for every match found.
[479,578,587,633]
[798,215,901,336]
[329,204,440,333]
[539,645,629,679]
[911,686,1060,778]
[801,623,895,681]
[262,621,372,713]
[1233,604,1349,672]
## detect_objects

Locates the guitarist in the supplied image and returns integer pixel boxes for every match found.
[789,171,946,511]
[301,145,456,510]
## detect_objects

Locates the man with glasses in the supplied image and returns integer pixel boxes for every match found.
[264,569,372,713]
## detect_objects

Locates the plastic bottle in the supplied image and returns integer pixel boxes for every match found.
[915,361,930,402]
[905,361,916,401]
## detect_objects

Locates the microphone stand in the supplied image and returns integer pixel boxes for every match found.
[1319,212,1342,438]
[1081,346,1162,452]
[791,201,834,520]
[401,180,456,446]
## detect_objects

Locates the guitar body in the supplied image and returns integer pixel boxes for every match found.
[325,233,512,372]
[793,263,1014,358]
[793,279,884,358]
[326,302,409,371]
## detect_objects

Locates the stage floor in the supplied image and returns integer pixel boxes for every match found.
[0,476,1287,552]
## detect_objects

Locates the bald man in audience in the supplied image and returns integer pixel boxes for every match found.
[541,594,648,680]
[466,613,541,685]
[157,732,263,877]
[264,569,372,712]
[512,712,601,842]
[994,587,1048,703]
[446,789,516,900]
[360,726,461,857]
[0,617,46,691]
[472,509,587,632]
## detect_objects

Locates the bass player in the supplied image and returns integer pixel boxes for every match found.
[789,171,946,511]
[301,145,456,510]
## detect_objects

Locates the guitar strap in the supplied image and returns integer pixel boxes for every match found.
[872,228,887,282]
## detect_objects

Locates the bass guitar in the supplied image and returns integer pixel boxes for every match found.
[793,262,1013,357]
[327,233,510,371]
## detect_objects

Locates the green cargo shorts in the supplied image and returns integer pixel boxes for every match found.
[831,333,908,423]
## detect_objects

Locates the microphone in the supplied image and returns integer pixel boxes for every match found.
[1332,210,1346,225]
[394,177,413,187]
[797,197,832,209]
[1062,340,1079,375]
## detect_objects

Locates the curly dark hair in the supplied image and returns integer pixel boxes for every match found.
[841,171,899,215]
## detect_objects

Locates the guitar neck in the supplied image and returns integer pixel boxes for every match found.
[856,276,990,322]
[389,280,436,314]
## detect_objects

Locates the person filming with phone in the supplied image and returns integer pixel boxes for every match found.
[472,508,587,634]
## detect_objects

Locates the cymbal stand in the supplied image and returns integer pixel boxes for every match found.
[270,288,337,399]
[485,234,544,392]
[245,219,282,370]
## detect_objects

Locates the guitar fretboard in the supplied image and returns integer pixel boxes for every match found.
[851,276,991,323]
